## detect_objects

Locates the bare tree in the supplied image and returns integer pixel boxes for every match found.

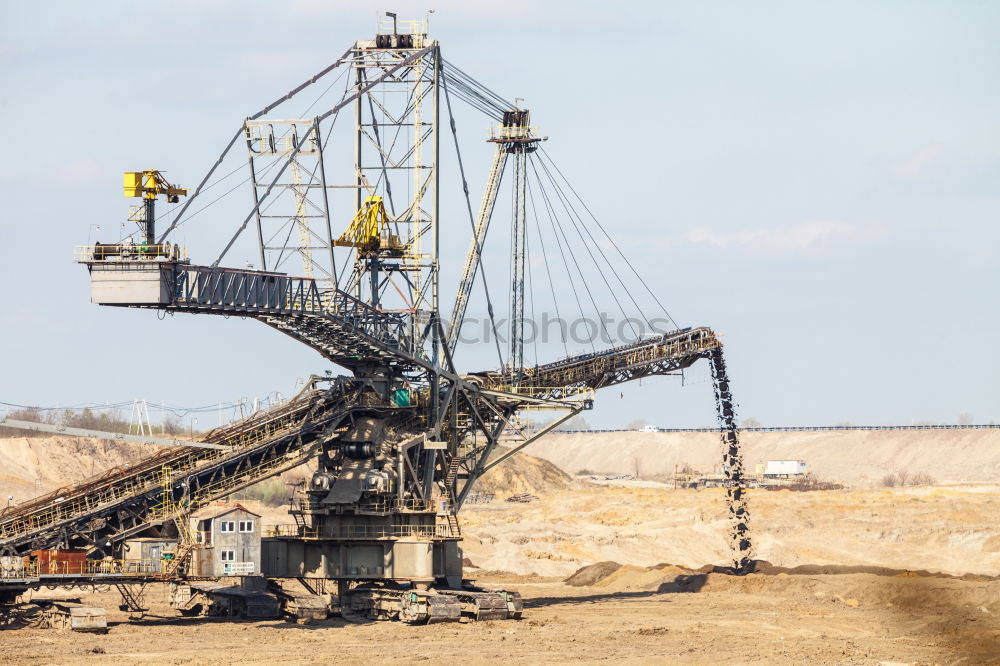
[882,469,934,487]
[162,414,184,436]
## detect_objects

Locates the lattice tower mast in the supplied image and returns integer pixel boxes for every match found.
[344,18,440,346]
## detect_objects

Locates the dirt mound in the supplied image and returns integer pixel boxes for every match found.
[474,452,573,498]
[565,561,698,591]
[564,558,1000,611]
[748,560,998,581]
[698,570,1000,612]
[565,561,622,586]
[592,563,695,591]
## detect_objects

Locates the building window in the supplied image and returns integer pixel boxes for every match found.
[239,520,254,533]
[220,521,235,533]
[221,550,235,562]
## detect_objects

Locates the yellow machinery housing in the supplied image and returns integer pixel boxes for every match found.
[334,196,404,254]
[123,170,188,202]
[121,170,188,246]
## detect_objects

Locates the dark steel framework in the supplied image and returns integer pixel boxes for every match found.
[2,20,754,595]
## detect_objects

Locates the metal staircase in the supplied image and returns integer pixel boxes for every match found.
[447,144,509,354]
[444,457,462,488]
[167,265,424,369]
[115,583,148,617]
[158,515,198,579]
[445,513,461,538]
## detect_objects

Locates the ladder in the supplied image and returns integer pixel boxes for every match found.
[160,514,198,579]
[443,456,463,537]
[290,497,306,532]
[444,457,462,488]
[115,583,148,619]
[445,512,461,538]
[447,144,509,354]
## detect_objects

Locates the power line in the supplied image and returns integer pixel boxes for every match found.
[540,148,679,330]
[531,154,639,340]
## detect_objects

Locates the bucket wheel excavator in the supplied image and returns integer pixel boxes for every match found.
[0,15,750,625]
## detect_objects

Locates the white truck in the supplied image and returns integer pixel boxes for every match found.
[763,460,807,477]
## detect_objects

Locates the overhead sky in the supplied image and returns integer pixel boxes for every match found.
[1,1,997,428]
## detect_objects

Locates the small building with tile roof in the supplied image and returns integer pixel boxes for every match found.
[188,502,261,577]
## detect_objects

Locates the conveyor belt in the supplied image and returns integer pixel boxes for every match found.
[0,387,355,557]
[475,327,722,399]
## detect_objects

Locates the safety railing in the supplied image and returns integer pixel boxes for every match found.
[356,497,433,514]
[175,265,319,313]
[245,124,320,156]
[0,560,36,580]
[74,244,187,263]
[488,125,541,142]
[169,265,418,360]
[493,385,596,403]
[92,559,164,575]
[492,327,721,395]
[266,522,457,540]
[0,558,167,580]
[377,17,428,37]
[316,288,416,356]
[289,496,431,516]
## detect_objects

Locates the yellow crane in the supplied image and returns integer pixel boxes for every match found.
[123,170,188,246]
[334,196,399,252]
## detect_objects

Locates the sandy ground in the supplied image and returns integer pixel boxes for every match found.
[3,436,1000,663]
[461,484,1000,578]
[3,569,998,665]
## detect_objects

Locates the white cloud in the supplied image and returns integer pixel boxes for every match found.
[895,144,944,178]
[683,221,854,252]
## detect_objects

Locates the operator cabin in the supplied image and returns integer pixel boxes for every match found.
[189,503,261,576]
